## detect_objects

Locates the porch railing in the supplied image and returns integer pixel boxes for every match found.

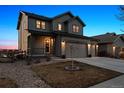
[27,48,45,56]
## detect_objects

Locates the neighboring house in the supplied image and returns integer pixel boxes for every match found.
[17,11,98,58]
[92,33,124,58]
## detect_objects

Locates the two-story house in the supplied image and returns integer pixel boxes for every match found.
[17,11,98,58]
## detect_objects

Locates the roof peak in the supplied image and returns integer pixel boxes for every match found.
[53,11,74,19]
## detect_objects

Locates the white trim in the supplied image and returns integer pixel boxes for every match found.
[113,35,121,43]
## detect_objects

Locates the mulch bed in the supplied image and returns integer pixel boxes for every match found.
[31,61,122,88]
[0,78,18,88]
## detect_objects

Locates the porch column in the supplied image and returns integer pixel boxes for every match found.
[28,35,34,55]
[55,35,61,57]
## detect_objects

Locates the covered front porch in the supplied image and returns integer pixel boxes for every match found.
[27,35,55,56]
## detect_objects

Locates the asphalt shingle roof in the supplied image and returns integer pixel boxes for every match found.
[92,33,119,43]
[17,11,86,30]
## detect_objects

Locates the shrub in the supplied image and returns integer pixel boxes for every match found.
[61,55,66,59]
[88,54,92,57]
[119,51,124,59]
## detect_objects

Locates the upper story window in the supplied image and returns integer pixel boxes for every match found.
[36,20,46,29]
[36,20,41,28]
[41,21,46,29]
[72,25,76,32]
[57,23,62,31]
[72,25,79,32]
[76,26,79,32]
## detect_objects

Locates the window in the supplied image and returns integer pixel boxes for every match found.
[36,20,41,28]
[72,25,79,32]
[72,25,76,32]
[41,21,46,29]
[76,26,79,32]
[57,23,62,31]
[36,20,46,29]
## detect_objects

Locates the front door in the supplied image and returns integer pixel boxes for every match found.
[44,38,50,54]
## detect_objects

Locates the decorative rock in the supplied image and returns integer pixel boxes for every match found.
[0,60,51,88]
[64,65,80,71]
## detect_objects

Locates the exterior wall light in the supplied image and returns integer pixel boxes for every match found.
[61,41,65,55]
[88,44,91,55]
[113,46,116,56]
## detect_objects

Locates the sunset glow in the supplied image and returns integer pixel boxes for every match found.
[0,45,18,49]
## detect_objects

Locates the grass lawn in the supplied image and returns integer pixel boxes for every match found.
[31,61,122,88]
[0,78,18,88]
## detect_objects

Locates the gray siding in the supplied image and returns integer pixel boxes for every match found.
[31,36,44,54]
[68,19,83,35]
[52,14,72,32]
[52,14,84,35]
[28,17,51,31]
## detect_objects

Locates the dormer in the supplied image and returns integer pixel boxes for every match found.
[52,11,74,31]
[52,11,86,36]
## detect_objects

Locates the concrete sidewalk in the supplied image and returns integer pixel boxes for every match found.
[73,57,124,73]
[72,57,124,88]
[90,75,124,88]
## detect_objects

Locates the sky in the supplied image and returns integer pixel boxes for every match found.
[0,5,123,49]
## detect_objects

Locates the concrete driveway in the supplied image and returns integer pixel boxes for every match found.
[73,57,124,88]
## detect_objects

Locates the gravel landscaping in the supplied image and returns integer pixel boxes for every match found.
[0,60,50,88]
[0,58,122,88]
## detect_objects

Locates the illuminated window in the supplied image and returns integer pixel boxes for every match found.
[76,26,79,32]
[41,21,46,29]
[36,20,41,28]
[57,24,62,31]
[73,25,79,32]
[72,25,76,32]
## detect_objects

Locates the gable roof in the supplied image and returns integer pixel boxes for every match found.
[17,11,86,30]
[92,33,124,44]
[17,12,23,30]
[53,11,74,19]
[17,11,52,30]
[22,11,52,21]
[67,16,86,26]
[53,12,85,26]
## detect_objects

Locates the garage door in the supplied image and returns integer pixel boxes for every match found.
[115,47,121,58]
[65,43,87,58]
[91,45,96,57]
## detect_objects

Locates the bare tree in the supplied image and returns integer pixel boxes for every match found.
[116,5,124,32]
[117,6,124,21]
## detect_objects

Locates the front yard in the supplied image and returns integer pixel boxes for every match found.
[0,78,18,88]
[31,61,122,88]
